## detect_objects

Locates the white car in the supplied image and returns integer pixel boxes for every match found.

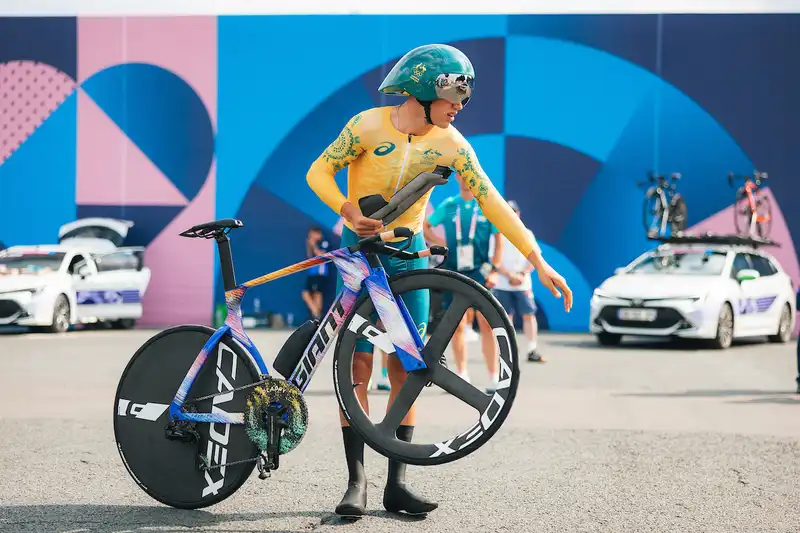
[589,239,795,349]
[0,218,151,333]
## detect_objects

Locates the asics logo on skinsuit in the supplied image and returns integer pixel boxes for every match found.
[374,142,396,156]
[202,343,238,498]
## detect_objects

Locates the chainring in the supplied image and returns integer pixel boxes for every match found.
[244,376,308,455]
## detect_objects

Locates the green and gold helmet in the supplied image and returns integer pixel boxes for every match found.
[379,44,475,106]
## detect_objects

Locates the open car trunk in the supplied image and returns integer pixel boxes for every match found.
[59,218,135,253]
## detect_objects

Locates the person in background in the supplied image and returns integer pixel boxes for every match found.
[490,200,543,363]
[301,226,329,321]
[424,173,503,393]
[371,348,392,391]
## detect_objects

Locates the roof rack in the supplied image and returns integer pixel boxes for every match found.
[648,232,780,248]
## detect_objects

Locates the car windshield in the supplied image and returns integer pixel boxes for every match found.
[626,250,727,276]
[0,252,66,275]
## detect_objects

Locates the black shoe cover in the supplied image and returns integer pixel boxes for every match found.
[382,425,438,515]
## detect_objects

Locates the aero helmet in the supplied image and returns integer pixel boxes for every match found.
[379,44,475,124]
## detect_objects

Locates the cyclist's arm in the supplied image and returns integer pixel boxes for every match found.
[489,225,502,269]
[521,230,537,274]
[306,113,366,216]
[452,144,543,266]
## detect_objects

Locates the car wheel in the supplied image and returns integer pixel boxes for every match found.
[596,332,622,346]
[710,302,734,349]
[47,295,71,334]
[767,303,792,343]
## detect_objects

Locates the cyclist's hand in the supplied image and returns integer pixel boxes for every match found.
[485,271,498,289]
[535,261,572,312]
[509,273,523,286]
[352,214,383,237]
[342,202,383,237]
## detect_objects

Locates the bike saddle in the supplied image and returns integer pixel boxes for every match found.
[359,165,452,224]
[179,218,244,238]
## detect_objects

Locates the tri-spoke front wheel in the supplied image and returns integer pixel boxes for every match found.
[333,269,520,466]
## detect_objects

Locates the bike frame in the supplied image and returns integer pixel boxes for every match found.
[650,187,670,235]
[742,180,771,226]
[167,234,430,425]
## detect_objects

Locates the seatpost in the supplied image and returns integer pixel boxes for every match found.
[214,232,238,292]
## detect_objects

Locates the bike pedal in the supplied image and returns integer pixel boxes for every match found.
[256,454,272,479]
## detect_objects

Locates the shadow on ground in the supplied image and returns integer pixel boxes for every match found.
[547,336,770,351]
[616,389,800,405]
[0,504,426,533]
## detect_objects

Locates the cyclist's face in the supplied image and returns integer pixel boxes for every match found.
[430,99,464,128]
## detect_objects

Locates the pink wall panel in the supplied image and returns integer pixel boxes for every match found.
[77,16,218,326]
[0,61,76,164]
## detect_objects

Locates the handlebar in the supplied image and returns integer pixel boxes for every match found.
[348,227,448,261]
[728,171,768,187]
[359,165,452,225]
[638,172,681,189]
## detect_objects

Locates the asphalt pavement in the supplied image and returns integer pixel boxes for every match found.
[0,328,798,533]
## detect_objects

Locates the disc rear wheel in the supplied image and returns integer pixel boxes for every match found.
[113,325,261,509]
[334,269,520,466]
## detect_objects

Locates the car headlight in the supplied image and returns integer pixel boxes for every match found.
[592,289,613,299]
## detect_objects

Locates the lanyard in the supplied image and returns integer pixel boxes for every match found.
[455,203,478,244]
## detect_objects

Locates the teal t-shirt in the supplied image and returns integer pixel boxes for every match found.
[428,195,498,272]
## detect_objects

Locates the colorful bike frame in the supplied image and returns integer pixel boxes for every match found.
[167,232,432,426]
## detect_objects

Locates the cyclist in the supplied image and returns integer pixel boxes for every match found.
[425,173,504,393]
[305,43,572,518]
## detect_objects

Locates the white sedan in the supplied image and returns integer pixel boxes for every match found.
[589,243,795,349]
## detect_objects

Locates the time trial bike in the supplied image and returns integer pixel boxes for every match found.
[112,168,521,510]
[728,171,772,239]
[639,172,687,238]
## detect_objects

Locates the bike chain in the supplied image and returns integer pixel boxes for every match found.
[186,375,275,472]
[187,375,274,403]
[198,453,264,471]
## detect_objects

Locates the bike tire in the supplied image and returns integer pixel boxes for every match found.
[668,193,688,234]
[642,188,664,236]
[114,325,261,509]
[756,193,773,239]
[733,187,751,236]
[333,269,520,466]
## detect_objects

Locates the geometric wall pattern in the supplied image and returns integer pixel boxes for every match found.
[1,14,798,332]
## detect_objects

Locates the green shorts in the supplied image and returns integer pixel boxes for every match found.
[337,226,430,354]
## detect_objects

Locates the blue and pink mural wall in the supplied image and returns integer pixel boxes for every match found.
[1,14,798,331]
